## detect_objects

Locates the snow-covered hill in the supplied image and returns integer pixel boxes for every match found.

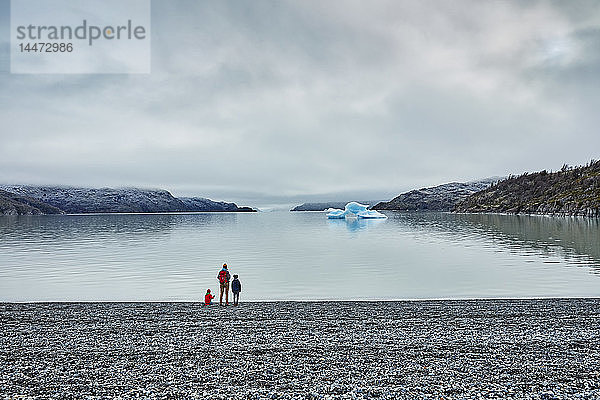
[373,178,500,211]
[0,185,255,214]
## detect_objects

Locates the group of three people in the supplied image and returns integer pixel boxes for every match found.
[205,263,242,306]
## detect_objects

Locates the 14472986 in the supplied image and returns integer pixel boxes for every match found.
[19,42,73,52]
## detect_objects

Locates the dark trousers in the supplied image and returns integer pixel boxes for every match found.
[233,292,240,305]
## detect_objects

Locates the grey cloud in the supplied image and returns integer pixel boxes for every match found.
[0,0,599,205]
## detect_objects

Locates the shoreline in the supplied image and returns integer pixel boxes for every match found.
[3,295,600,304]
[0,210,258,217]
[2,209,599,217]
[451,210,600,219]
[2,299,599,399]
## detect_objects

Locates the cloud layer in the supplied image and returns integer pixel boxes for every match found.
[1,0,599,205]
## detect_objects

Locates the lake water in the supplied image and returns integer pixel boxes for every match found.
[0,211,599,302]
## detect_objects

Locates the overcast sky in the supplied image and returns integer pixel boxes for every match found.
[1,0,599,206]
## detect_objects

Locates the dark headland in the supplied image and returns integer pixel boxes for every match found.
[454,161,600,217]
[1,299,599,399]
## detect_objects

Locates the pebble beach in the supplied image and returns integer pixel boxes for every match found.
[1,299,599,399]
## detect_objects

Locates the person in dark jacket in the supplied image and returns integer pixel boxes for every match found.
[231,274,242,306]
[217,263,231,306]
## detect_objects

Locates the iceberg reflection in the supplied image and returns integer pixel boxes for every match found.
[327,216,387,232]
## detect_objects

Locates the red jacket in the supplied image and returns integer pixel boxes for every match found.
[205,293,214,305]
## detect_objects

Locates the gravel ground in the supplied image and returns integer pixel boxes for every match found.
[1,299,599,400]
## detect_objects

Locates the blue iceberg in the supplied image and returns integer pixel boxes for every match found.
[357,210,387,219]
[325,208,346,219]
[326,202,387,219]
[345,201,369,214]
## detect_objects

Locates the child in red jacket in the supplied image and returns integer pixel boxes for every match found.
[204,289,215,305]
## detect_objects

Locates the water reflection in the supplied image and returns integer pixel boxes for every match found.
[327,216,387,232]
[0,213,236,244]
[386,212,600,272]
[0,213,240,302]
[0,211,598,301]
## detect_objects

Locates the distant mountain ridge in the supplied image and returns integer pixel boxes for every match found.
[179,197,252,212]
[454,161,600,217]
[290,201,383,212]
[0,185,255,215]
[373,178,499,211]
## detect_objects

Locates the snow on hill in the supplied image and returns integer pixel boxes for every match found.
[373,178,500,211]
[0,185,255,214]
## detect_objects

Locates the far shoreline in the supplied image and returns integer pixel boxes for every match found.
[4,296,600,304]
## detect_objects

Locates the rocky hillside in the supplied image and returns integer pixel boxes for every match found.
[455,161,600,217]
[0,185,255,215]
[373,179,498,211]
[0,189,64,215]
[179,197,254,212]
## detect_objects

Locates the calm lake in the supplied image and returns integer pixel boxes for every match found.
[1,211,599,301]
